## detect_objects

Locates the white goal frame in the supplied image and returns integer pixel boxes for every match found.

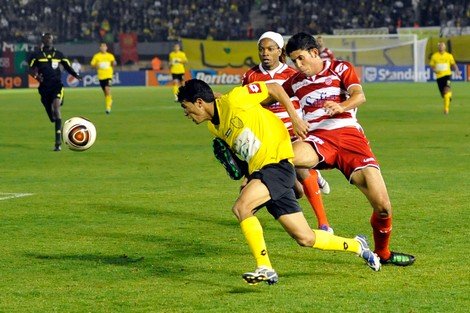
[284,34,428,82]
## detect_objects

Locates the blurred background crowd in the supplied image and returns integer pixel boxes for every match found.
[1,0,469,43]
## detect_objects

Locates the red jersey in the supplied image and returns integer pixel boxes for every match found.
[282,59,361,131]
[242,63,302,139]
[319,47,335,61]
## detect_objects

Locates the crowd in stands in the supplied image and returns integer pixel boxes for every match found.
[1,0,468,44]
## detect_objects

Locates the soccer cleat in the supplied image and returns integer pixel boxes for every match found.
[53,144,61,151]
[105,109,111,114]
[355,235,381,271]
[380,251,415,266]
[319,224,334,234]
[242,267,278,285]
[316,170,330,194]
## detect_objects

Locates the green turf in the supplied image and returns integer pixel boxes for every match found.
[0,83,469,312]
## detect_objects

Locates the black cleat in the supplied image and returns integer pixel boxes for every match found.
[380,251,415,266]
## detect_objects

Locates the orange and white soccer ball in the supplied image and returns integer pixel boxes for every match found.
[62,117,97,151]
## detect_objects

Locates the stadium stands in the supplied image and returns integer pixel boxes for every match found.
[0,0,468,43]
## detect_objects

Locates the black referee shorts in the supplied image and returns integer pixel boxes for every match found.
[250,160,302,219]
[38,84,64,122]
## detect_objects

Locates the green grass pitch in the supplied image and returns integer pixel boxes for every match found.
[0,83,469,312]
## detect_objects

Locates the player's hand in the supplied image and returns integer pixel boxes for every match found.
[323,100,345,116]
[291,116,309,140]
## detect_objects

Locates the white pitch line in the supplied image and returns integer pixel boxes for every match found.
[0,193,34,201]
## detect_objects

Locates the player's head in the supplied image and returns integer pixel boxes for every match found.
[174,43,181,51]
[99,42,108,53]
[257,31,286,69]
[41,33,53,48]
[438,42,446,53]
[178,79,215,124]
[286,32,322,76]
[286,32,319,55]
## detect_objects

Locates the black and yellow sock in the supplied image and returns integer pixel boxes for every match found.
[312,229,361,254]
[105,95,112,111]
[444,92,451,113]
[240,216,272,269]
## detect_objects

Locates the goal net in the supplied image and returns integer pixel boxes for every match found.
[284,34,428,82]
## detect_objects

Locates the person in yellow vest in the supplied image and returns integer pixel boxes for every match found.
[90,42,117,114]
[169,43,187,101]
[429,42,461,115]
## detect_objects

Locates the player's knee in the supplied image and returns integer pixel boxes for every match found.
[293,233,314,247]
[232,203,251,222]
[374,198,392,218]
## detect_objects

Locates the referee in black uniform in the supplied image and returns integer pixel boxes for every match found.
[28,33,82,151]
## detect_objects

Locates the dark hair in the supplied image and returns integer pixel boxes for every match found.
[41,33,53,40]
[279,48,287,63]
[286,32,318,55]
[177,79,215,103]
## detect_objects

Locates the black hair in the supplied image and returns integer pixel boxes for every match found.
[285,32,319,55]
[177,79,215,103]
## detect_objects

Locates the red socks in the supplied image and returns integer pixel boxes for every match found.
[370,212,392,260]
[302,171,329,228]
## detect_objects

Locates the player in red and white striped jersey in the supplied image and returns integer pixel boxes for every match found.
[283,32,415,267]
[317,36,335,62]
[242,31,333,232]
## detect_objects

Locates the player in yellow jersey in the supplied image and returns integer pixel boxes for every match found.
[177,79,381,285]
[429,42,461,114]
[90,42,117,114]
[169,43,187,101]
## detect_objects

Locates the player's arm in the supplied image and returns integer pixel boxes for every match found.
[61,57,82,80]
[264,82,309,139]
[451,58,461,77]
[323,84,366,116]
[27,56,43,82]
[90,55,97,68]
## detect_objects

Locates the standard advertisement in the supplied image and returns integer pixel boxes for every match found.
[362,66,466,82]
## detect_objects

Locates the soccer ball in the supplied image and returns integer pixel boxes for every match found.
[62,117,97,151]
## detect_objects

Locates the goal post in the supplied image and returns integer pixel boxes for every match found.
[283,34,428,82]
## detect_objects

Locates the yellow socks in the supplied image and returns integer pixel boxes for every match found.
[240,216,272,269]
[444,92,451,114]
[312,229,361,254]
[105,95,112,111]
[173,85,179,97]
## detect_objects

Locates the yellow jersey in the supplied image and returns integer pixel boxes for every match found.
[208,82,294,174]
[429,51,456,79]
[169,51,187,74]
[90,52,116,80]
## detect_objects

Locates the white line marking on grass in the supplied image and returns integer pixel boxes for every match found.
[0,193,34,201]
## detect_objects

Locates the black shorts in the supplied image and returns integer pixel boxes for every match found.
[38,84,64,122]
[172,73,184,82]
[249,160,302,219]
[436,75,451,96]
[99,78,112,91]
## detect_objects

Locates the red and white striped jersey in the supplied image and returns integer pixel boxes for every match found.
[282,59,362,131]
[319,47,335,61]
[242,63,302,139]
